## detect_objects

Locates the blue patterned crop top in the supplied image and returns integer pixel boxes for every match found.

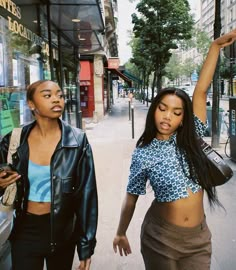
[28,160,51,202]
[127,116,207,202]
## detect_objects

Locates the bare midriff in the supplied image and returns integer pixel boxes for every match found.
[154,188,204,227]
[27,201,51,215]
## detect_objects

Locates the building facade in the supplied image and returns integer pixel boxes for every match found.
[200,0,236,36]
[0,0,120,138]
[175,0,236,90]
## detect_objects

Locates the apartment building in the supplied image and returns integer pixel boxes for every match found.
[200,0,236,36]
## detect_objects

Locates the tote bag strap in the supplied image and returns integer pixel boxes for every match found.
[7,127,22,163]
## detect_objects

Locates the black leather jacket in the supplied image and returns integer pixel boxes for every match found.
[0,120,98,260]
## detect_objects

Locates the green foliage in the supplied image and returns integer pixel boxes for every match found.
[179,28,211,55]
[220,56,236,79]
[165,28,211,83]
[165,54,197,83]
[182,57,196,79]
[194,28,211,59]
[165,53,182,81]
[131,0,194,89]
[125,61,140,77]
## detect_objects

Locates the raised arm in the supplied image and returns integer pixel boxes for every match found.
[193,29,236,122]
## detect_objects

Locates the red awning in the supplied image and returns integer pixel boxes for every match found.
[80,61,91,81]
[107,68,132,86]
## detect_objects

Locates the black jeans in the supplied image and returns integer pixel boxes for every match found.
[10,213,75,270]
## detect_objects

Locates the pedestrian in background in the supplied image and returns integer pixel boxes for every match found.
[113,29,236,270]
[0,80,98,270]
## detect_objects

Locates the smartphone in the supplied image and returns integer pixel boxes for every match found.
[0,164,14,178]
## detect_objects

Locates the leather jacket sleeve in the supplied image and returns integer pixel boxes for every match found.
[74,136,98,260]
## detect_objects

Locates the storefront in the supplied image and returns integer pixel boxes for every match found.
[0,6,41,137]
[79,61,95,117]
[0,0,105,138]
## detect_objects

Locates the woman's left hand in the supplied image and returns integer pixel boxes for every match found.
[77,258,91,270]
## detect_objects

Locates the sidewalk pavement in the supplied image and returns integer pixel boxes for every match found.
[72,98,236,270]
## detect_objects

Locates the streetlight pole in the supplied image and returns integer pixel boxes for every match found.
[74,46,82,128]
[212,0,221,148]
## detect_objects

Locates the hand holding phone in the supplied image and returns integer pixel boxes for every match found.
[0,164,21,188]
[0,164,14,178]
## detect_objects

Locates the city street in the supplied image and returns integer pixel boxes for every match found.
[71,97,236,270]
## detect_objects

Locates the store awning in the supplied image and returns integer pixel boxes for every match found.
[107,68,132,87]
[80,61,91,81]
[123,70,142,84]
[14,0,105,54]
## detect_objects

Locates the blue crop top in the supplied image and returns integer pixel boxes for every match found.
[126,116,207,202]
[28,160,51,202]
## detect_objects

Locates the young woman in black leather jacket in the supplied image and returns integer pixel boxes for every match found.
[0,80,98,270]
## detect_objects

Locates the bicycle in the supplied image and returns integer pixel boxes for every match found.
[222,111,230,158]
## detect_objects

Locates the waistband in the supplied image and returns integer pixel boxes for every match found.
[25,212,50,222]
[146,200,207,234]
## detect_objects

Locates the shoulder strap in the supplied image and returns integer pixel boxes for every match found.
[7,127,22,164]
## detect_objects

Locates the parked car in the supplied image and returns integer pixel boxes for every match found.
[178,85,195,98]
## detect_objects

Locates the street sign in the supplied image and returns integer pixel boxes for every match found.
[191,71,198,82]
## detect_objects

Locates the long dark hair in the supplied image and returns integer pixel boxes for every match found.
[137,87,219,206]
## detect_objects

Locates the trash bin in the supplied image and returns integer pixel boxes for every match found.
[205,106,224,136]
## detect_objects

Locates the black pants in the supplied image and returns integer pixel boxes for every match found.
[10,213,75,270]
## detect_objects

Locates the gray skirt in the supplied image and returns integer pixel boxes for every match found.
[141,200,212,270]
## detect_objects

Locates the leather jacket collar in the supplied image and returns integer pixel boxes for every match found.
[20,119,82,148]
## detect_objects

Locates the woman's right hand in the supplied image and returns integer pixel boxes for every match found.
[213,29,236,49]
[0,170,21,189]
[113,235,132,256]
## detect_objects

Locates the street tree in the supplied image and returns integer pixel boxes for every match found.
[179,28,211,59]
[165,53,182,84]
[131,0,194,91]
[182,57,197,83]
[129,37,152,102]
[195,28,212,60]
[165,28,211,86]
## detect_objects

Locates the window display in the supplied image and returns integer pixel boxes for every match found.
[0,37,4,87]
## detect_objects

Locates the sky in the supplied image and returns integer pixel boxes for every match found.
[117,0,201,65]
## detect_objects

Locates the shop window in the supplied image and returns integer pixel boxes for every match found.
[0,35,4,86]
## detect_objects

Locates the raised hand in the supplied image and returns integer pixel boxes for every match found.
[214,29,236,48]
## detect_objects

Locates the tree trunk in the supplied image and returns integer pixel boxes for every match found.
[212,0,221,148]
[152,71,157,100]
[156,63,162,93]
[146,74,150,107]
[142,69,146,104]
